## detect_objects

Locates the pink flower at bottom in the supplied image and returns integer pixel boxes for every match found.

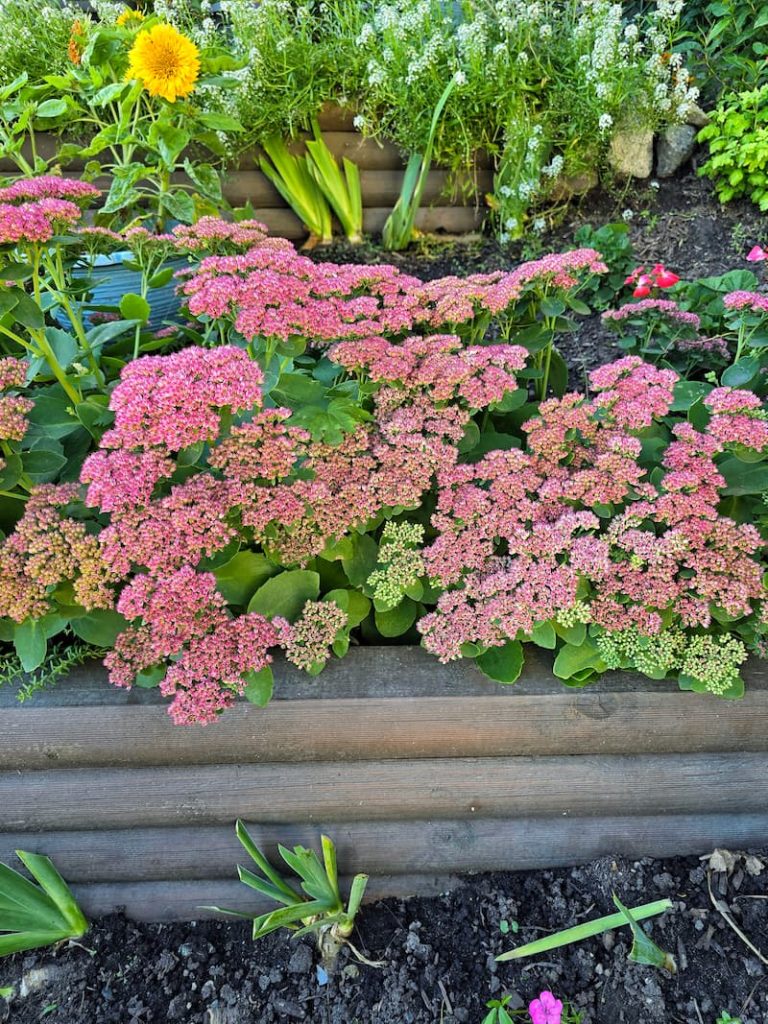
[529,991,563,1024]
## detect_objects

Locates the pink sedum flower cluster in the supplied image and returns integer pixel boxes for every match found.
[723,290,768,314]
[602,298,701,329]
[180,246,606,345]
[418,359,766,669]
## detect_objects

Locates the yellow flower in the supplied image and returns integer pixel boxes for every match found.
[116,8,145,27]
[127,23,200,103]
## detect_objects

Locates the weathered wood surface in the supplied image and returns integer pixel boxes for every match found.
[2,647,766,920]
[3,646,765,706]
[0,119,491,241]
[3,814,767,883]
[4,688,768,768]
[3,753,767,831]
[70,874,462,923]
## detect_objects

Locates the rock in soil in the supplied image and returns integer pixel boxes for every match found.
[656,124,698,177]
[1,850,766,1024]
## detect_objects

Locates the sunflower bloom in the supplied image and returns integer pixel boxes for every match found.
[127,24,200,102]
[117,8,145,28]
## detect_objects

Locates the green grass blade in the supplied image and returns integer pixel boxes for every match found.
[306,122,363,242]
[320,835,339,896]
[382,78,455,250]
[495,898,672,961]
[613,894,677,973]
[260,136,332,242]
[15,851,87,936]
[345,873,368,922]
[0,931,69,956]
[235,821,302,903]
[236,866,299,906]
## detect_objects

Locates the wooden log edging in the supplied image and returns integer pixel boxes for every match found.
[0,111,491,241]
[1,647,766,921]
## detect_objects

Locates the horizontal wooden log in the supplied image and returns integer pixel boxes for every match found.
[3,813,767,883]
[3,753,767,831]
[220,168,492,208]
[70,874,462,922]
[3,682,768,768]
[2,647,765,708]
[243,205,487,240]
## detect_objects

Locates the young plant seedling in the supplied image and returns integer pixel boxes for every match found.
[496,897,672,965]
[612,894,676,973]
[259,136,333,247]
[0,851,88,955]
[208,821,378,968]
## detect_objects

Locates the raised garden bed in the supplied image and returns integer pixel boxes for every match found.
[0,107,490,241]
[2,647,767,923]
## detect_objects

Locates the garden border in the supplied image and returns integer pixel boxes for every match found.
[0,107,491,241]
[1,647,767,922]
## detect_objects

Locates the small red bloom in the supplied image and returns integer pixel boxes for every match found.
[746,245,767,263]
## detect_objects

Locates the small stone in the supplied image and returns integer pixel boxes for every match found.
[272,997,306,1019]
[550,169,598,201]
[219,984,238,1006]
[686,102,710,127]
[19,967,64,998]
[201,981,216,1001]
[609,128,654,178]
[656,124,697,177]
[287,943,313,975]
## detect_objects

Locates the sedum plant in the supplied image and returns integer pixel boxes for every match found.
[0,850,88,956]
[211,822,369,964]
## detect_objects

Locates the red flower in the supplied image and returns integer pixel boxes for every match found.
[746,245,767,263]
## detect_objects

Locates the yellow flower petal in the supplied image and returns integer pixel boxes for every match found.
[127,23,200,103]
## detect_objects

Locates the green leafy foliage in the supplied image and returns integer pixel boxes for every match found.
[496,898,672,963]
[0,850,88,956]
[207,823,368,954]
[699,85,768,210]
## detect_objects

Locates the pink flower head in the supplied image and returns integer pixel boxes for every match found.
[0,175,100,206]
[624,266,645,285]
[528,991,563,1024]
[723,290,768,314]
[626,263,679,295]
[652,263,679,288]
[746,245,767,263]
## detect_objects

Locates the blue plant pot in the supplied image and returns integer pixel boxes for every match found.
[59,251,188,332]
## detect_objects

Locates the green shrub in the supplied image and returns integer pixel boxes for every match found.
[699,84,768,209]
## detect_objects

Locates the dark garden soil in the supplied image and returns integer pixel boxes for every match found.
[311,170,767,384]
[2,849,766,1024]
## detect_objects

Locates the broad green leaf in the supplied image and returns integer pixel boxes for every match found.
[119,293,150,323]
[341,533,379,588]
[530,621,557,649]
[214,551,279,606]
[553,638,606,680]
[719,456,768,496]
[12,619,46,672]
[161,189,196,224]
[476,640,525,683]
[247,569,320,622]
[22,448,67,482]
[613,894,676,973]
[374,597,418,637]
[44,328,78,371]
[70,609,128,647]
[35,98,67,119]
[242,665,274,707]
